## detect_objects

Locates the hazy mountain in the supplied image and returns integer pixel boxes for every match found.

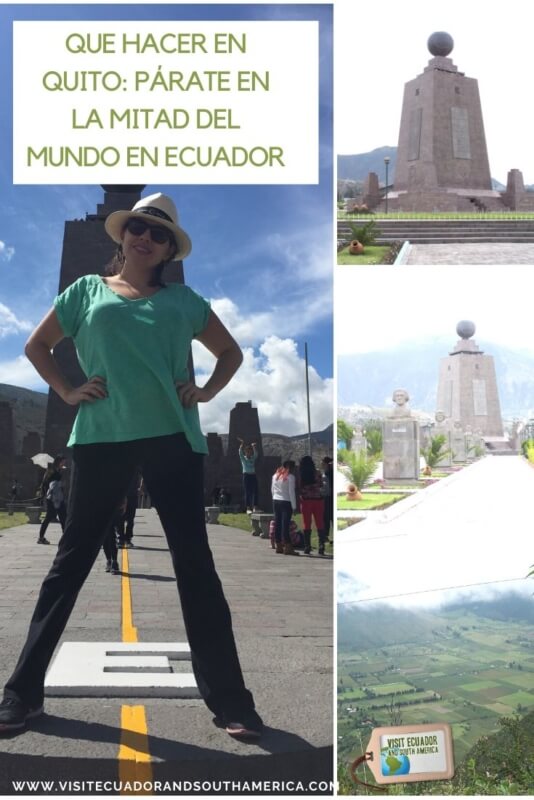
[338,147,397,183]
[338,339,534,421]
[220,425,334,462]
[337,148,522,191]
[338,587,534,649]
[0,383,333,459]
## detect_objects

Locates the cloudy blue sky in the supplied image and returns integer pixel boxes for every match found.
[336,0,534,184]
[0,3,333,437]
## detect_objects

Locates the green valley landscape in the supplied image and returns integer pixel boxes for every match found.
[338,594,534,794]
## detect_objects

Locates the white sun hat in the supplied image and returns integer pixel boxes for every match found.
[104,192,192,261]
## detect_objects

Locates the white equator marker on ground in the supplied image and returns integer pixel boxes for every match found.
[44,641,201,697]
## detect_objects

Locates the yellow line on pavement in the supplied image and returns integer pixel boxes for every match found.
[118,706,153,794]
[121,548,138,643]
[119,547,153,794]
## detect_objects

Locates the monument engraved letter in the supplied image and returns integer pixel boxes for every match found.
[451,107,471,160]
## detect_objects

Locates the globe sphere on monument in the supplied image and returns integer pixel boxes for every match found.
[427,31,454,57]
[456,320,476,339]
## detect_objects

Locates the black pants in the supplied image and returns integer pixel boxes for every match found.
[38,501,66,539]
[117,494,137,545]
[102,526,118,564]
[243,473,258,509]
[273,500,293,543]
[5,434,255,719]
[323,495,333,538]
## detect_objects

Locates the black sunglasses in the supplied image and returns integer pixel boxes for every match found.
[125,217,173,245]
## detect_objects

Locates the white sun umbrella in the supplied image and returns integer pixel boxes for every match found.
[31,453,54,469]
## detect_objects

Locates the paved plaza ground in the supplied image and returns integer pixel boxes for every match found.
[405,243,534,265]
[0,510,333,795]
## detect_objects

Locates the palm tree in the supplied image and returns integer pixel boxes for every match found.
[337,418,353,448]
[365,427,383,458]
[421,434,452,475]
[346,450,378,499]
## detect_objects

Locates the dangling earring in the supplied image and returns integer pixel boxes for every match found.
[117,244,125,264]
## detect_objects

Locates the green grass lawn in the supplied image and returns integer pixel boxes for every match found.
[0,512,28,530]
[337,493,404,511]
[337,245,392,265]
[218,512,333,554]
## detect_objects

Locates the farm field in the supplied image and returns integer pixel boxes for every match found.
[338,605,534,769]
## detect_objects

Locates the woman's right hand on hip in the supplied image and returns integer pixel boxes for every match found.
[62,376,107,405]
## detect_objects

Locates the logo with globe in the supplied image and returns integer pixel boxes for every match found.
[380,747,411,777]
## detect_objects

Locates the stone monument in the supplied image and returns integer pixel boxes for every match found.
[433,410,453,467]
[451,420,467,463]
[350,425,367,455]
[383,388,420,481]
[0,402,15,458]
[436,321,504,438]
[203,401,279,511]
[392,31,500,211]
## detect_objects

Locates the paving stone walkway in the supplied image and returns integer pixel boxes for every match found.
[0,510,333,794]
[405,243,534,264]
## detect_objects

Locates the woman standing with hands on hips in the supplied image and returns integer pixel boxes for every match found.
[0,193,262,739]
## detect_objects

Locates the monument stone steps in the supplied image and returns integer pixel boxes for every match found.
[338,219,534,244]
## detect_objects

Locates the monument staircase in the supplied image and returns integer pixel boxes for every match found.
[338,218,534,246]
[484,438,518,456]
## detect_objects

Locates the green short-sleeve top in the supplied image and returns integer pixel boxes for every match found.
[54,274,211,453]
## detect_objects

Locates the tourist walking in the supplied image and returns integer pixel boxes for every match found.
[116,470,141,548]
[102,498,124,575]
[0,192,262,739]
[238,438,259,513]
[37,455,67,544]
[271,460,299,555]
[9,479,21,503]
[298,455,327,555]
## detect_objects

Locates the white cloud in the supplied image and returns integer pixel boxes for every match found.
[202,221,333,335]
[210,292,331,349]
[194,335,333,436]
[0,241,15,262]
[0,304,32,338]
[0,355,46,390]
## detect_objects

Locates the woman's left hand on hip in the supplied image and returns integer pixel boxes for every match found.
[176,381,213,408]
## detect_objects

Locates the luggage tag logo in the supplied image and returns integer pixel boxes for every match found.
[351,723,454,787]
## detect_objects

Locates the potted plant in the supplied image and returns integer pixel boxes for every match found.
[346,483,360,500]
[349,240,364,255]
[345,450,378,500]
[347,220,379,255]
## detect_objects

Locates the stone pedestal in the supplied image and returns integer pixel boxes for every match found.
[383,418,420,481]
[250,513,273,539]
[204,507,220,524]
[25,505,42,524]
[433,412,453,468]
[451,423,467,463]
[350,426,367,455]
